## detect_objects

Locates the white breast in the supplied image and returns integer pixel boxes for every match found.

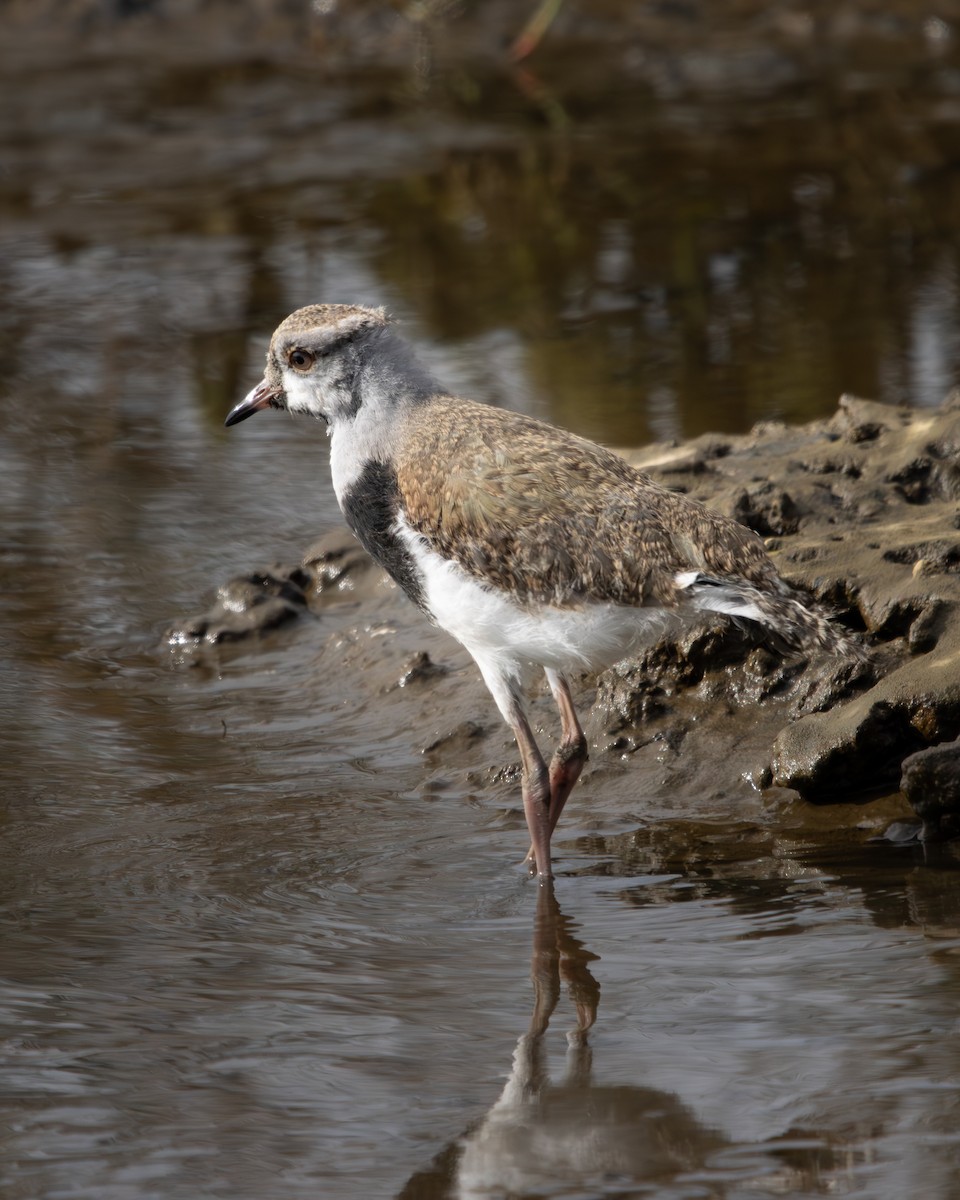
[394,515,677,714]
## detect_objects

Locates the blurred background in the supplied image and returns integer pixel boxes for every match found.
[4,5,960,1198]
[4,0,960,447]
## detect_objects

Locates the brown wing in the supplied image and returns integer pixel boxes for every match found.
[394,397,777,608]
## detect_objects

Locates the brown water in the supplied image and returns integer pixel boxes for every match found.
[4,6,960,1198]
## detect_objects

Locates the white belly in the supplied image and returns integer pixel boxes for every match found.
[394,516,676,680]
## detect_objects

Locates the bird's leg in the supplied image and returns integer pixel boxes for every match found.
[545,670,588,826]
[523,670,588,871]
[509,702,554,880]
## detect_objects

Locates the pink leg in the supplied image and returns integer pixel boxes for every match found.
[546,670,589,826]
[523,670,589,870]
[472,655,562,879]
[510,703,554,879]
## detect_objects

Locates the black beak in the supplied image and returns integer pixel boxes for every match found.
[224,380,284,427]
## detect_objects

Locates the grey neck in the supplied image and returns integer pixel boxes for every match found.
[347,325,441,419]
[329,326,445,499]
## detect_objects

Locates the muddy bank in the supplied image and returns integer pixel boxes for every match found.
[620,392,960,819]
[169,392,960,841]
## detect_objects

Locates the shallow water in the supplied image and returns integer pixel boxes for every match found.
[4,6,960,1198]
[7,721,960,1198]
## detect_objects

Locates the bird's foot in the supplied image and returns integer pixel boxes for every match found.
[520,846,553,880]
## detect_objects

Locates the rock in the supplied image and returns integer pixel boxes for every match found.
[393,651,449,690]
[165,565,309,648]
[301,529,377,594]
[830,393,893,443]
[615,391,960,808]
[595,619,756,733]
[423,720,488,755]
[900,739,960,841]
[877,820,922,845]
[731,482,802,537]
[218,568,310,611]
[907,601,945,654]
[165,530,380,652]
[771,619,960,800]
[627,435,730,477]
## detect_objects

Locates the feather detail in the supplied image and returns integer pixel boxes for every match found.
[395,397,779,612]
[678,572,866,660]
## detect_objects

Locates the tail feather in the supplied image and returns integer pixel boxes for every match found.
[678,571,866,661]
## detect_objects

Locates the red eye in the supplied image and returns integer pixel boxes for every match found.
[289,349,314,371]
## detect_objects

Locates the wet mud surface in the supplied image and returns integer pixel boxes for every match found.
[5,4,960,1198]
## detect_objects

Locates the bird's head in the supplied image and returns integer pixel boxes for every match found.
[225,304,391,430]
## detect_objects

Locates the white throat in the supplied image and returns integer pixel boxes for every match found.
[329,405,400,501]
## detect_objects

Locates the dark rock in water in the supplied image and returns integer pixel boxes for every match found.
[900,740,960,842]
[393,651,449,690]
[423,720,488,755]
[164,530,381,652]
[878,819,923,845]
[219,568,310,611]
[302,529,378,594]
[165,565,310,648]
[772,698,924,802]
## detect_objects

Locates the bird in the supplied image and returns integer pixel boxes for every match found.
[225,303,861,880]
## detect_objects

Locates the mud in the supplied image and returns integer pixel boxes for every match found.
[626,392,960,812]
[170,391,960,842]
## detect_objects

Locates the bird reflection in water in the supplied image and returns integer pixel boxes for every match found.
[477,879,602,1119]
[400,883,729,1199]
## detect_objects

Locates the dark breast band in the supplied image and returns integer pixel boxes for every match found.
[341,460,427,612]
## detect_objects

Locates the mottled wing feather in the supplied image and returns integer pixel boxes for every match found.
[394,397,776,609]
